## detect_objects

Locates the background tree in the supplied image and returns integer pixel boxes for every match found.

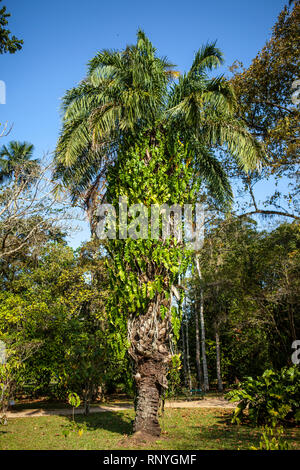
[0,241,125,412]
[0,157,73,261]
[184,217,299,387]
[0,0,23,54]
[229,2,300,221]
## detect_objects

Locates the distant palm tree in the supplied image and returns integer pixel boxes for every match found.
[0,141,39,183]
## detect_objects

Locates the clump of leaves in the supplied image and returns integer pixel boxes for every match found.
[250,425,290,451]
[0,1,23,54]
[67,391,80,421]
[225,365,300,426]
[165,353,182,399]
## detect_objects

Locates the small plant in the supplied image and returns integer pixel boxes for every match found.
[165,354,182,399]
[250,425,290,450]
[61,392,86,437]
[68,391,81,422]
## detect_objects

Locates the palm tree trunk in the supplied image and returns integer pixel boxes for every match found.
[132,358,166,436]
[128,295,172,437]
[215,324,223,392]
[195,256,209,392]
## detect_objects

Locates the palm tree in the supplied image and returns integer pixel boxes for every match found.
[54,31,265,437]
[0,141,38,184]
[54,32,263,207]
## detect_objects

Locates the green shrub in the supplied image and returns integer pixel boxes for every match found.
[225,365,300,426]
[250,425,291,450]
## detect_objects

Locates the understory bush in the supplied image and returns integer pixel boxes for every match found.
[225,365,300,426]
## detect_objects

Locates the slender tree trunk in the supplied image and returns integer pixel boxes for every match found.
[83,381,91,416]
[288,302,296,342]
[179,274,188,389]
[215,324,223,392]
[84,397,90,416]
[181,320,188,389]
[185,312,192,391]
[199,287,209,392]
[195,256,209,392]
[128,295,172,437]
[0,382,8,425]
[194,299,203,389]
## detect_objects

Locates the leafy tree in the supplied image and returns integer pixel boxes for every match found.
[257,222,300,365]
[0,159,69,262]
[0,2,23,140]
[0,1,23,54]
[0,242,123,410]
[0,339,40,422]
[54,32,263,437]
[186,218,299,387]
[229,2,300,221]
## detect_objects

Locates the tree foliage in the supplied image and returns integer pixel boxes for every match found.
[229,2,300,220]
[0,1,23,54]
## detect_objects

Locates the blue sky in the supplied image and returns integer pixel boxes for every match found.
[0,0,289,247]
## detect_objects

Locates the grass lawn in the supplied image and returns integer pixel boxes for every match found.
[0,408,299,450]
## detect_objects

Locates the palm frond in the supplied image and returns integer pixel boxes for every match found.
[189,42,223,76]
[54,33,264,213]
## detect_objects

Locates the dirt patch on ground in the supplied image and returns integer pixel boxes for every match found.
[117,430,170,448]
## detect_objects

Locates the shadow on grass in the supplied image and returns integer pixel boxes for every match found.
[10,399,133,412]
[163,425,260,450]
[158,412,261,451]
[65,410,134,437]
[10,400,72,412]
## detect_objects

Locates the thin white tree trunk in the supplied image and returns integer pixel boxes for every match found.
[194,299,203,388]
[195,255,209,392]
[185,312,192,391]
[215,326,223,392]
[181,318,188,389]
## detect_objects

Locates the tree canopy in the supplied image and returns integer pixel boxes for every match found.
[0,1,23,54]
